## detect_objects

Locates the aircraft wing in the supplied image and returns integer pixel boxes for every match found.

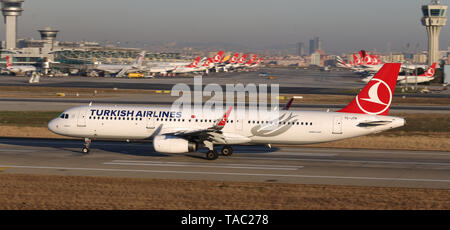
[162,106,233,142]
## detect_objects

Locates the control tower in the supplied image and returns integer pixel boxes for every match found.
[38,27,58,42]
[1,0,24,50]
[421,0,447,65]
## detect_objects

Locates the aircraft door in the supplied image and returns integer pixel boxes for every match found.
[332,116,343,134]
[77,108,88,127]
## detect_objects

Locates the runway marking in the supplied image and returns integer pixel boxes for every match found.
[0,149,34,152]
[234,156,450,166]
[104,160,303,171]
[238,152,338,157]
[0,164,449,183]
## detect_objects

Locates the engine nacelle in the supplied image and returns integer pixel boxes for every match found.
[153,135,197,153]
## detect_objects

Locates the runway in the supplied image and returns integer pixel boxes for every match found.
[0,137,449,189]
[1,68,449,97]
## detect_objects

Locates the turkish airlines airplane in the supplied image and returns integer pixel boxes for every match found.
[337,50,427,74]
[5,56,37,75]
[397,62,436,84]
[171,57,202,74]
[362,62,436,84]
[48,63,405,160]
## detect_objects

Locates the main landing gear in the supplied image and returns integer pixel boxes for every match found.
[204,141,233,160]
[82,138,91,154]
[221,145,233,157]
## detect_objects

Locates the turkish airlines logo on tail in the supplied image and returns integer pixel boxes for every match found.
[213,51,224,63]
[238,54,247,63]
[230,53,239,63]
[356,79,392,115]
[423,63,436,77]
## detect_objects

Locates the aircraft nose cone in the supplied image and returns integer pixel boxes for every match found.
[47,119,59,134]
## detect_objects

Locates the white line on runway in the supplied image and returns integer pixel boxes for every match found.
[0,149,34,152]
[1,164,449,183]
[238,152,337,157]
[104,160,302,171]
[234,156,450,166]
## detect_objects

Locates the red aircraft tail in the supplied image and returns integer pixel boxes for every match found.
[337,63,401,116]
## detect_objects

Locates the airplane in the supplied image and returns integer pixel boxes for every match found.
[5,56,37,75]
[223,53,240,71]
[337,50,427,74]
[362,62,436,84]
[92,51,146,77]
[171,57,203,74]
[244,54,259,67]
[229,54,248,70]
[248,57,263,68]
[48,63,405,160]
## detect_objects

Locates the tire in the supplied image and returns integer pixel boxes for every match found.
[206,150,219,160]
[221,146,233,156]
[82,147,90,154]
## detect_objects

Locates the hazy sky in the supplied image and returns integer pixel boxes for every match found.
[2,0,449,53]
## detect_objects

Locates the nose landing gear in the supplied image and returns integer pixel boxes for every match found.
[82,138,91,154]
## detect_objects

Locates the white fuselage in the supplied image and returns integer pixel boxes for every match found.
[397,75,434,84]
[48,105,405,145]
[7,65,37,74]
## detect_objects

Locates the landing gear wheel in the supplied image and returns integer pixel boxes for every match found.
[221,146,233,156]
[82,147,90,154]
[82,138,91,154]
[206,150,219,160]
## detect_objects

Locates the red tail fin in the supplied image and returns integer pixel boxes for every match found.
[187,57,200,68]
[353,54,361,66]
[337,63,401,116]
[246,55,258,64]
[420,62,436,77]
[6,56,11,67]
[238,54,247,64]
[212,51,224,63]
[229,53,240,63]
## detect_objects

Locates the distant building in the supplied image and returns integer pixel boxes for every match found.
[309,39,315,55]
[297,42,305,56]
[413,52,428,64]
[310,52,321,66]
[309,37,322,55]
[390,53,405,63]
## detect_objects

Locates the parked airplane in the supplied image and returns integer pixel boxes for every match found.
[362,62,436,84]
[92,51,146,77]
[337,50,427,74]
[48,63,405,160]
[5,56,37,75]
[172,57,202,74]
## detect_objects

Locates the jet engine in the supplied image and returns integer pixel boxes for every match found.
[153,135,197,153]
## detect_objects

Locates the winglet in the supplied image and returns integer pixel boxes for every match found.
[215,106,233,129]
[282,98,294,110]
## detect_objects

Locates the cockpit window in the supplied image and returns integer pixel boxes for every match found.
[59,113,69,119]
